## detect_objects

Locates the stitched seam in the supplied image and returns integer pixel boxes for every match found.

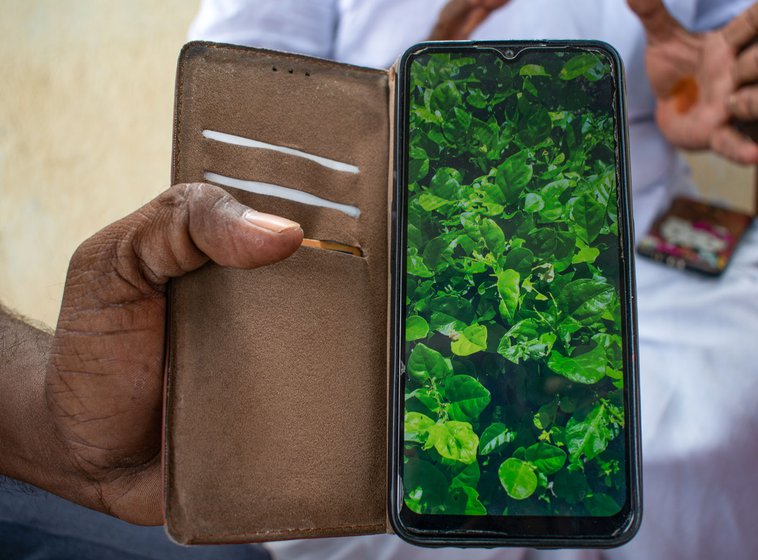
[173,47,186,186]
[204,42,387,77]
[198,522,385,540]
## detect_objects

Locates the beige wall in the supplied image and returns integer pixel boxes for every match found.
[687,152,754,213]
[0,0,755,328]
[0,0,198,327]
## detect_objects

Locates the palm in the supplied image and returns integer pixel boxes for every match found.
[47,226,173,524]
[629,0,758,163]
[646,29,736,150]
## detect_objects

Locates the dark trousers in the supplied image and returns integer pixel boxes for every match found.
[0,478,270,560]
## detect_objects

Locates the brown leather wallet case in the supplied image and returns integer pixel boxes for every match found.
[164,42,395,544]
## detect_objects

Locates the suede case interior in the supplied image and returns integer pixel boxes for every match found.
[164,42,393,544]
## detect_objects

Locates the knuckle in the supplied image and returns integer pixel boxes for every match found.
[152,183,213,231]
[208,190,238,215]
[711,130,731,159]
[733,63,742,84]
[716,140,725,156]
[156,183,197,210]
[743,91,758,119]
[727,139,740,162]
[69,225,120,270]
[736,92,748,117]
[68,236,97,270]
[158,182,225,209]
[748,6,758,30]
[169,182,238,215]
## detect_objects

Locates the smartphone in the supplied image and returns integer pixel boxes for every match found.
[637,195,753,276]
[389,41,641,547]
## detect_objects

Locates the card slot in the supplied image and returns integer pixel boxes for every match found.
[166,248,387,542]
[203,129,359,174]
[179,43,389,167]
[175,43,390,266]
[301,238,363,257]
[201,138,362,209]
[204,171,361,219]
[212,187,361,249]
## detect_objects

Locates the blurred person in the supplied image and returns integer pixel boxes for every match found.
[2,1,758,560]
[187,0,758,558]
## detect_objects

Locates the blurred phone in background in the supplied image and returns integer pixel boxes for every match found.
[638,195,753,275]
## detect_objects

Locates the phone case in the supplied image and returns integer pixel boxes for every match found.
[164,41,641,547]
[164,41,396,544]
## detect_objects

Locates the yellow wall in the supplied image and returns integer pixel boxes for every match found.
[0,0,198,327]
[688,152,754,212]
[0,0,754,327]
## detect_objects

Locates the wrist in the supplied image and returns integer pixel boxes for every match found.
[0,308,89,505]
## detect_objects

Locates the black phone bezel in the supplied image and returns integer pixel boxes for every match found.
[388,40,642,548]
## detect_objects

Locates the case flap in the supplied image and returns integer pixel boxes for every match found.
[164,42,391,544]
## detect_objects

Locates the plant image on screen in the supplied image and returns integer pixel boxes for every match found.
[403,50,626,517]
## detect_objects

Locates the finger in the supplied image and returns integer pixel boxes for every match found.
[627,0,683,43]
[710,125,758,164]
[722,1,758,49]
[729,84,758,120]
[461,1,512,38]
[129,182,303,286]
[429,0,511,40]
[471,0,511,10]
[429,0,471,41]
[734,43,758,85]
[459,7,490,39]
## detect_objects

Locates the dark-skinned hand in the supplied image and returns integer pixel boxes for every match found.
[43,183,301,524]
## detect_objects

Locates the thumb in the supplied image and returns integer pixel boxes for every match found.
[64,182,303,303]
[128,182,303,287]
[628,0,683,43]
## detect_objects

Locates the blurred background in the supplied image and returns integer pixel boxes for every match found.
[0,0,755,328]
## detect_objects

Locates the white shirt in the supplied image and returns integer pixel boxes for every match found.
[189,2,758,559]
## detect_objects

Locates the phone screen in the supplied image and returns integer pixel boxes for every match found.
[394,43,638,542]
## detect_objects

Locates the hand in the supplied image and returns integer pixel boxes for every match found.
[44,183,302,524]
[628,0,758,164]
[729,13,758,131]
[428,0,511,41]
